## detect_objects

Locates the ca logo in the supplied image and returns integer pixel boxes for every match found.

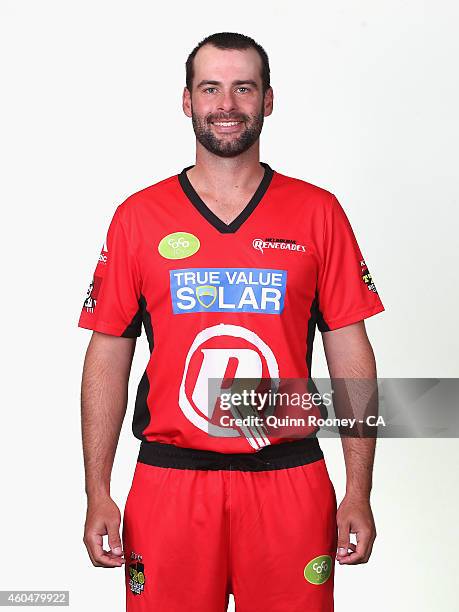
[179,324,279,450]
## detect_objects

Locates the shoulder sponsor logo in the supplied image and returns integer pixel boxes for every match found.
[170,268,287,314]
[360,259,378,294]
[304,555,332,585]
[253,237,306,254]
[158,232,200,260]
[83,275,103,313]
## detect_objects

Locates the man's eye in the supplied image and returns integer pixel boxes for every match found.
[204,87,217,94]
[236,87,249,93]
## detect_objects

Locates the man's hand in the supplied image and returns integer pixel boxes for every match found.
[83,495,125,568]
[335,495,376,565]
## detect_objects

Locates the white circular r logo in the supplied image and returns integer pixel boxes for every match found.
[179,324,279,449]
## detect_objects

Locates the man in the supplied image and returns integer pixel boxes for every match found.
[79,32,384,611]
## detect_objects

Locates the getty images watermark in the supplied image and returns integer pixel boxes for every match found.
[217,387,381,431]
[203,378,459,438]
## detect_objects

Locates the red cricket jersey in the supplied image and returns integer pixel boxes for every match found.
[78,163,384,452]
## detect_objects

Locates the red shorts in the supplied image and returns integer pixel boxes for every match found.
[122,438,337,611]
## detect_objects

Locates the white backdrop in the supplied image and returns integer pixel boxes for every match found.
[1,1,458,610]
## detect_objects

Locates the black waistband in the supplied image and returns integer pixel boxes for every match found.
[137,437,323,471]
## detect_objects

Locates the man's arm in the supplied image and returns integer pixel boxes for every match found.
[81,331,136,568]
[322,320,378,565]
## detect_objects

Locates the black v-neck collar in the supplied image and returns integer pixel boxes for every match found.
[177,162,274,234]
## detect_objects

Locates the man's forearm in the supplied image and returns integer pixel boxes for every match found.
[341,437,375,500]
[81,333,135,498]
[335,375,378,500]
[322,321,378,499]
[337,374,378,500]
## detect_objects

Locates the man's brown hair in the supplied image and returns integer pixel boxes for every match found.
[185,32,271,94]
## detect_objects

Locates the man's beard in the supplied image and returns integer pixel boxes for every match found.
[191,109,264,158]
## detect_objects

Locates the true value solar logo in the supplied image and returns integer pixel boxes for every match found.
[169,268,287,314]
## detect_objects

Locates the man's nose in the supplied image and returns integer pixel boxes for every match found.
[217,91,237,113]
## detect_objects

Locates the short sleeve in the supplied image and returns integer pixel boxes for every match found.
[316,194,385,332]
[78,205,143,337]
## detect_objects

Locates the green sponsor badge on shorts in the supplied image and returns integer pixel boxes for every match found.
[158,232,200,260]
[304,555,332,585]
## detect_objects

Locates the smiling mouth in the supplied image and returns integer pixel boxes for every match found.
[211,121,243,127]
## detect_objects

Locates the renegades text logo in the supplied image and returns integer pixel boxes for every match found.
[178,324,279,450]
[252,237,306,254]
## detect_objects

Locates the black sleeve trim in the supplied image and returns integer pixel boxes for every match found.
[121,306,143,337]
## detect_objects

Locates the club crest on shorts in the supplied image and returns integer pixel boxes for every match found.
[128,552,146,595]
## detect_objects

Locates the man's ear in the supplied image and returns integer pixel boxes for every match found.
[263,87,274,117]
[182,87,192,118]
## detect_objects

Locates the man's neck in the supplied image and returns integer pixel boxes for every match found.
[187,142,265,197]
